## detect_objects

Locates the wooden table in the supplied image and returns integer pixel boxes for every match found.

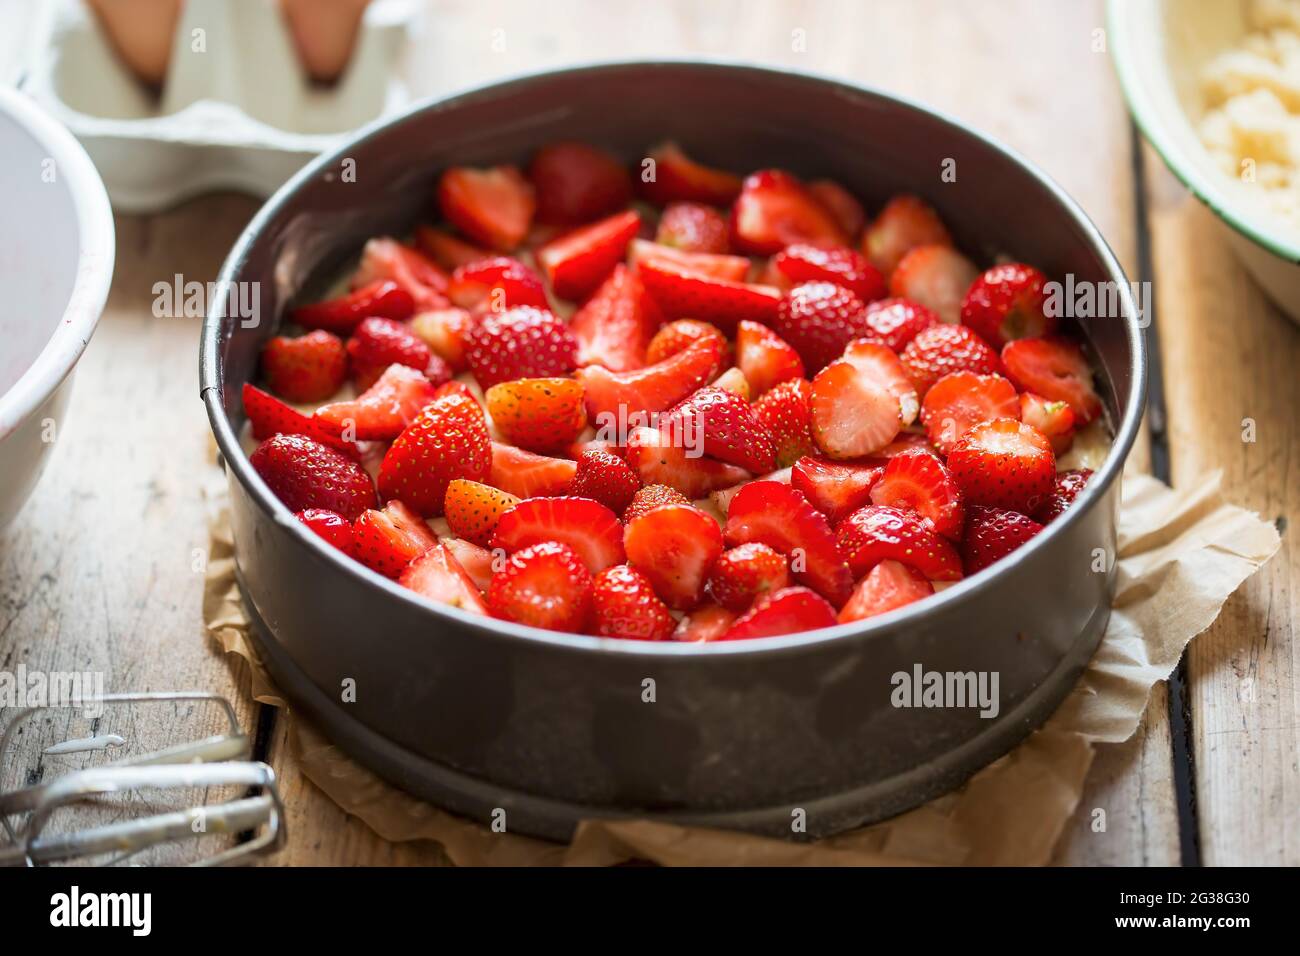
[1,0,1294,866]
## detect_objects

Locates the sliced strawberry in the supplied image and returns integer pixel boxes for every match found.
[842,339,920,425]
[900,324,1004,396]
[772,244,886,304]
[836,504,962,581]
[442,537,495,591]
[290,279,415,334]
[1034,468,1094,523]
[485,377,586,453]
[409,307,475,373]
[876,433,942,459]
[712,367,750,399]
[1001,336,1102,425]
[448,256,548,312]
[655,201,730,253]
[627,239,749,281]
[889,244,980,325]
[920,371,1020,455]
[377,390,492,515]
[242,383,358,455]
[487,541,593,632]
[568,438,625,461]
[414,225,491,272]
[623,483,690,524]
[464,306,578,389]
[443,478,520,547]
[261,330,346,403]
[707,542,791,612]
[352,237,449,311]
[567,449,641,514]
[488,442,577,498]
[638,257,781,333]
[863,195,952,276]
[718,586,837,640]
[862,297,939,352]
[730,170,848,255]
[644,320,727,368]
[250,433,375,520]
[838,560,934,623]
[437,165,535,252]
[492,496,625,573]
[790,456,884,526]
[623,502,724,610]
[735,319,804,396]
[724,481,852,605]
[808,179,866,239]
[296,508,354,555]
[528,141,632,225]
[351,500,437,577]
[673,601,737,642]
[752,378,815,469]
[961,505,1044,574]
[568,264,661,372]
[666,386,775,473]
[346,316,446,391]
[577,336,723,422]
[315,364,439,441]
[1019,391,1076,454]
[809,360,903,459]
[946,418,1056,514]
[537,209,641,301]
[399,542,488,614]
[869,448,965,539]
[771,281,870,373]
[961,263,1055,346]
[624,426,750,498]
[639,141,743,206]
[590,564,677,640]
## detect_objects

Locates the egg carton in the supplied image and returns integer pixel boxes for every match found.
[14,0,415,211]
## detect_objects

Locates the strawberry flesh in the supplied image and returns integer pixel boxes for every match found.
[718,586,838,640]
[869,448,965,540]
[491,496,625,574]
[568,264,661,372]
[623,502,725,610]
[399,542,488,614]
[351,500,438,577]
[290,279,415,334]
[836,504,963,581]
[730,170,848,255]
[838,560,934,623]
[537,209,641,300]
[790,455,885,526]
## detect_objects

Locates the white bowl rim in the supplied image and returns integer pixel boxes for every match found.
[0,87,115,439]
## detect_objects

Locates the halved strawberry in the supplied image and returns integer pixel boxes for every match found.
[772,244,886,304]
[492,496,625,573]
[919,371,1020,455]
[639,141,743,206]
[718,586,838,640]
[889,244,980,325]
[290,279,415,334]
[487,541,593,632]
[568,264,661,372]
[437,165,535,252]
[961,505,1044,574]
[261,330,346,403]
[623,502,724,609]
[296,508,354,555]
[752,378,815,469]
[638,257,781,333]
[414,225,491,271]
[862,195,952,276]
[838,560,934,623]
[443,478,520,546]
[346,317,448,391]
[1019,391,1076,454]
[710,468,791,517]
[352,237,449,311]
[771,281,870,373]
[528,141,632,225]
[1034,468,1093,523]
[1001,336,1102,425]
[946,418,1056,514]
[627,239,750,281]
[377,390,492,515]
[673,601,737,642]
[577,335,723,422]
[655,201,730,253]
[250,433,375,520]
[242,383,358,455]
[790,456,884,526]
[488,442,578,498]
[836,504,963,581]
[961,263,1055,346]
[464,306,578,390]
[842,339,920,425]
[730,170,848,255]
[707,542,791,611]
[537,209,641,301]
[442,537,495,591]
[712,367,750,399]
[315,364,439,441]
[735,320,804,396]
[399,542,488,614]
[646,319,729,366]
[809,360,903,459]
[448,256,548,312]
[567,449,641,514]
[724,481,852,605]
[624,426,750,498]
[869,448,965,539]
[410,307,475,373]
[900,324,1004,396]
[808,179,866,239]
[862,297,939,352]
[485,377,586,453]
[666,386,776,473]
[623,483,690,524]
[590,564,677,640]
[351,500,437,577]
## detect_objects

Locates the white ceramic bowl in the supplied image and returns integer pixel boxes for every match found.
[0,88,114,528]
[1110,0,1300,325]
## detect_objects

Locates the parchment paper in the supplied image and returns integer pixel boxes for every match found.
[202,465,1280,865]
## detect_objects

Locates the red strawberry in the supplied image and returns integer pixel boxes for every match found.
[889,244,980,324]
[623,502,724,609]
[842,340,920,424]
[352,237,449,311]
[836,504,962,581]
[577,336,723,422]
[863,195,952,276]
[448,256,548,312]
[410,307,475,373]
[638,257,781,332]
[771,281,870,373]
[877,432,941,459]
[862,297,939,352]
[487,541,593,632]
[623,483,690,524]
[961,505,1044,574]
[772,244,886,303]
[946,418,1056,514]
[838,560,934,623]
[346,317,448,391]
[241,382,351,454]
[250,433,375,520]
[919,371,1019,455]
[443,479,520,547]
[1034,468,1093,523]
[628,239,749,281]
[442,537,495,591]
[869,448,965,539]
[731,170,848,255]
[399,542,488,614]
[639,141,743,206]
[261,330,346,403]
[655,201,730,253]
[485,377,586,453]
[808,179,866,238]
[537,209,641,300]
[568,264,661,372]
[900,324,1003,396]
[291,279,415,334]
[437,165,535,252]
[1001,336,1102,425]
[666,386,776,473]
[315,364,439,441]
[1019,392,1076,454]
[590,564,677,640]
[492,496,625,573]
[352,500,438,578]
[809,360,903,459]
[464,306,578,390]
[646,319,729,366]
[790,456,884,526]
[961,263,1055,346]
[624,426,750,498]
[735,320,804,396]
[568,449,641,514]
[414,225,491,271]
[528,141,632,225]
[718,586,838,640]
[296,508,354,555]
[377,390,492,515]
[752,378,815,469]
[707,542,791,611]
[724,481,852,605]
[488,442,578,498]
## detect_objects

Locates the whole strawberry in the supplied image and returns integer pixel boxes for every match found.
[568,449,642,514]
[900,323,1003,396]
[1034,468,1094,523]
[708,543,791,611]
[862,298,938,352]
[262,330,347,402]
[771,281,870,373]
[464,306,578,389]
[961,505,1044,574]
[250,433,376,521]
[960,263,1055,347]
[377,390,492,515]
[590,565,677,640]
